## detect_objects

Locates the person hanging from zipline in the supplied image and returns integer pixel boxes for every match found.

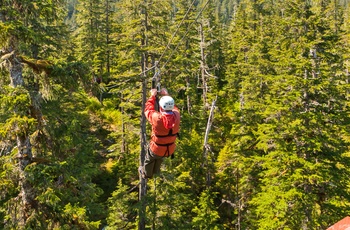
[139,88,180,179]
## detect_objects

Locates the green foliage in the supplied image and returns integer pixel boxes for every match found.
[0,86,36,137]
[0,0,68,57]
[176,129,208,190]
[220,0,350,229]
[192,189,221,230]
[106,180,138,229]
[0,149,17,227]
[1,0,350,229]
[62,203,101,229]
[145,168,197,229]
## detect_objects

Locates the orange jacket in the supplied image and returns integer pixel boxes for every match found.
[144,95,180,157]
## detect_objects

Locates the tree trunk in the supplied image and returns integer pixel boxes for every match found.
[4,43,35,227]
[105,0,110,74]
[5,45,24,87]
[17,134,35,228]
[121,92,126,153]
[139,1,149,229]
[199,22,208,108]
[203,97,216,187]
[139,74,148,230]
[186,76,192,115]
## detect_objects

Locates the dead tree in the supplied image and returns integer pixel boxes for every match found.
[138,1,149,229]
[203,96,217,187]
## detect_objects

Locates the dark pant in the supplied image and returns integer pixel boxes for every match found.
[143,148,164,179]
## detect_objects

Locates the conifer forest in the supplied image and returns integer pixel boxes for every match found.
[1,0,350,229]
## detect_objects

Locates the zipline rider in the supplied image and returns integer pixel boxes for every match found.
[139,88,180,179]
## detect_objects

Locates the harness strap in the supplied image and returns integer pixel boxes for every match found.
[154,142,174,157]
[155,129,180,138]
[155,142,174,146]
[155,129,179,138]
[155,133,178,137]
[154,124,180,156]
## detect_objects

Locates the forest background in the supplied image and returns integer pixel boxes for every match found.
[1,0,350,229]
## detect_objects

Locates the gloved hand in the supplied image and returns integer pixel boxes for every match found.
[160,88,168,96]
[150,89,157,97]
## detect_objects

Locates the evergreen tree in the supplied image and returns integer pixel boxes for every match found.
[104,0,176,228]
[215,0,277,227]
[2,0,350,228]
[251,1,350,228]
[0,0,105,228]
[215,0,239,24]
[106,180,138,229]
[192,189,221,229]
[0,0,66,227]
[74,0,106,84]
[219,0,350,229]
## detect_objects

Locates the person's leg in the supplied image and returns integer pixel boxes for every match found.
[152,157,163,176]
[144,149,156,178]
[144,149,164,178]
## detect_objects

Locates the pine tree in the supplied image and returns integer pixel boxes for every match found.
[0,0,66,227]
[106,180,139,229]
[74,0,106,85]
[192,189,221,229]
[219,0,350,229]
[1,0,105,228]
[103,0,175,228]
[215,0,238,24]
[3,0,350,228]
[251,1,350,228]
[215,0,279,227]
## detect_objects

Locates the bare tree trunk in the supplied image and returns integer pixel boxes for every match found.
[236,168,241,230]
[139,74,148,230]
[4,43,24,87]
[186,76,192,115]
[3,41,35,227]
[121,92,126,153]
[202,97,216,187]
[199,20,217,187]
[139,1,148,229]
[105,0,110,74]
[199,22,208,108]
[17,134,35,228]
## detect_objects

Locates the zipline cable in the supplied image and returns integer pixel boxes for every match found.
[138,0,197,77]
[129,0,211,78]
[157,0,197,65]
[160,0,211,72]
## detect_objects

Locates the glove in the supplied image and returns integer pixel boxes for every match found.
[150,89,157,97]
[160,88,168,96]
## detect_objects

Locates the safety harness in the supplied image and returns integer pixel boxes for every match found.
[150,64,179,157]
[154,129,179,157]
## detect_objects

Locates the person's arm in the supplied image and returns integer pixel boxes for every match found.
[144,89,157,122]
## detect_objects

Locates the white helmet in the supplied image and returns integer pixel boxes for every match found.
[159,96,174,110]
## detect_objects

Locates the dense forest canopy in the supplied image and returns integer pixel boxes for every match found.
[1,0,350,229]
